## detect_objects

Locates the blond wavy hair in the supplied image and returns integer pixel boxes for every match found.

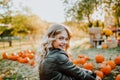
[34,24,72,69]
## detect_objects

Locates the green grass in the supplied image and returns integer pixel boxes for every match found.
[0,59,39,80]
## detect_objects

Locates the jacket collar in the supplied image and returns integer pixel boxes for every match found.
[49,48,68,57]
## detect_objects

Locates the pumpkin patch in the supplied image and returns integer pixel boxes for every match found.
[1,49,35,65]
[70,46,120,80]
[0,47,120,80]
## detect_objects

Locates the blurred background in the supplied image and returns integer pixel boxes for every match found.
[0,0,120,51]
[0,0,120,80]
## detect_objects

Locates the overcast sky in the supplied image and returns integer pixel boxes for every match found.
[14,0,65,23]
[13,0,105,23]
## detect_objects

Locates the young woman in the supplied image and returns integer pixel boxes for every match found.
[35,24,101,80]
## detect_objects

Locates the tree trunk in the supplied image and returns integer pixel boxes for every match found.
[8,37,12,47]
[87,15,92,27]
[8,40,12,47]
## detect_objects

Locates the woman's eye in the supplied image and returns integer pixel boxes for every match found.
[65,38,68,41]
[59,37,64,40]
[58,37,68,41]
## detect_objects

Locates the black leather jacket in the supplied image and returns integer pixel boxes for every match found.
[39,48,96,80]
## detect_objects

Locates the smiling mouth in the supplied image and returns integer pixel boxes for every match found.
[59,45,65,49]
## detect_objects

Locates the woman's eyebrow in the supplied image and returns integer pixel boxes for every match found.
[59,36,68,39]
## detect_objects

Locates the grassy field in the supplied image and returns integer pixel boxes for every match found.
[0,39,120,80]
[0,40,39,54]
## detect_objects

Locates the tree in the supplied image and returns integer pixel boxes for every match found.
[26,15,42,35]
[0,0,32,46]
[103,0,120,27]
[63,0,101,27]
[0,0,13,24]
[112,0,120,27]
[11,14,28,37]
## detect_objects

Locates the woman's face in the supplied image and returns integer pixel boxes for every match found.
[52,30,69,50]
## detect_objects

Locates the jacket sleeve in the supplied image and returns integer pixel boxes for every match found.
[55,52,96,80]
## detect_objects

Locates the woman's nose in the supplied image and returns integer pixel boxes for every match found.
[63,39,67,44]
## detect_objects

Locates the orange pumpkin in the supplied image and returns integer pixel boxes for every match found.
[21,53,27,58]
[114,56,120,65]
[2,52,8,59]
[106,60,116,69]
[18,51,24,57]
[17,57,29,63]
[30,61,35,66]
[95,70,104,79]
[84,56,90,61]
[72,59,79,65]
[17,57,24,63]
[95,54,105,63]
[116,74,120,80]
[102,44,108,49]
[83,62,94,71]
[27,53,34,59]
[78,54,85,58]
[103,29,112,36]
[8,55,19,61]
[78,54,90,61]
[0,77,2,80]
[100,63,111,75]
[89,44,94,48]
[23,57,30,63]
[77,58,86,65]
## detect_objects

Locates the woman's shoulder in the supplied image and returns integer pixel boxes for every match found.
[49,48,69,63]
